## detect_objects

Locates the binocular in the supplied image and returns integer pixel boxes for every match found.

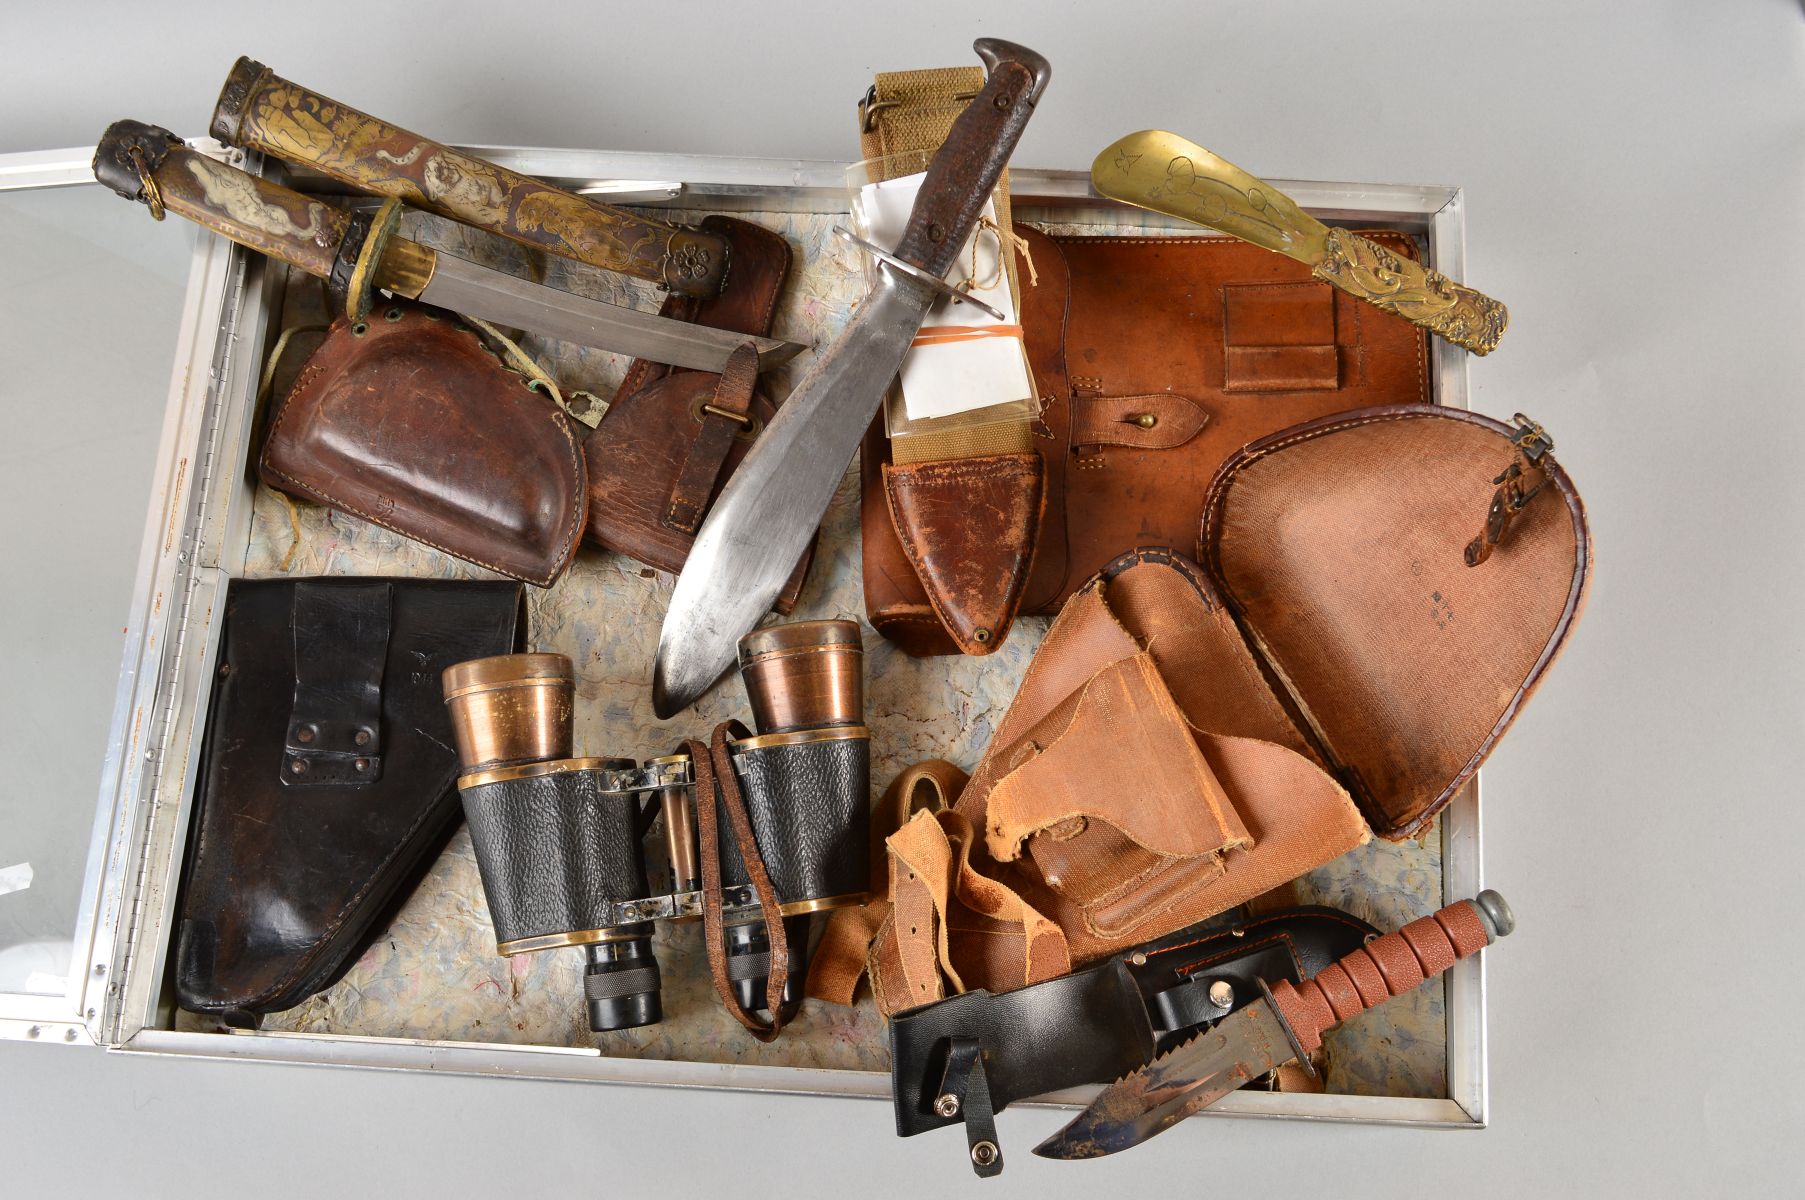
[441,620,870,1035]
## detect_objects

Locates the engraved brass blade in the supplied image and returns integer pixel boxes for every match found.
[1090,130,1330,264]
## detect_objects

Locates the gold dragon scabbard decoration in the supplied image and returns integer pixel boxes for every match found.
[1091,130,1508,355]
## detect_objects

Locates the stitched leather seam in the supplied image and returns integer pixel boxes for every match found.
[262,316,584,586]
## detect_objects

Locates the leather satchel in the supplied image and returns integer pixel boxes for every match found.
[583,214,814,611]
[862,225,1434,655]
[261,301,588,587]
[851,405,1589,1008]
[175,577,524,1023]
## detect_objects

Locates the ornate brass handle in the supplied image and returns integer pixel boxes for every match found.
[1312,227,1508,356]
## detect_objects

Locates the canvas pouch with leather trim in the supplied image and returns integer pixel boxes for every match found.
[862,225,1434,655]
[261,301,587,587]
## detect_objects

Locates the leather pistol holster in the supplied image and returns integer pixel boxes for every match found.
[175,577,524,1022]
[261,301,587,587]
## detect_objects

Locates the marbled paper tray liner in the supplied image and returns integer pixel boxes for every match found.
[191,205,1448,1099]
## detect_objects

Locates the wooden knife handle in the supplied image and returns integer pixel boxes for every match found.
[209,56,728,298]
[893,39,1050,279]
[1312,227,1509,356]
[1270,891,1513,1054]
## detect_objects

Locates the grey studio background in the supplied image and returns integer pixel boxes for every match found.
[1,1,1798,1195]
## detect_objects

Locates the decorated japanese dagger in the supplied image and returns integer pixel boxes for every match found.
[1035,891,1515,1161]
[650,39,1051,718]
[211,57,729,297]
[1092,130,1508,355]
[91,122,802,374]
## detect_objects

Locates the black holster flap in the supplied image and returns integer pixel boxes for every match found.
[175,577,524,1022]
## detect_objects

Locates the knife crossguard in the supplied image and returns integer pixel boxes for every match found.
[1269,892,1510,1054]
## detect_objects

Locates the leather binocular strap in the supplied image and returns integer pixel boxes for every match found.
[807,759,967,1005]
[689,721,791,1041]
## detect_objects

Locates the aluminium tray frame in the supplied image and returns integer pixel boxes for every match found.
[0,140,1490,1131]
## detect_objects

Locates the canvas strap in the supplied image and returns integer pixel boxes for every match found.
[858,67,1034,465]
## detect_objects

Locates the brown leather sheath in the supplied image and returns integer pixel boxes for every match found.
[261,301,587,586]
[862,225,1434,655]
[582,215,812,611]
[857,66,1044,655]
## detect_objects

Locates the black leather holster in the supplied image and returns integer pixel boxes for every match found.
[176,577,525,1022]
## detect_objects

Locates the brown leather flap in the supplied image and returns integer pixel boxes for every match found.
[985,654,1251,863]
[260,302,586,587]
[1200,406,1592,839]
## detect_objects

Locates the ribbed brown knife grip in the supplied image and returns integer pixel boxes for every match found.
[893,39,1051,279]
[1270,893,1511,1054]
[210,57,728,297]
[93,119,351,282]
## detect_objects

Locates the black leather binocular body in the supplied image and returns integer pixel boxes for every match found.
[443,621,870,1034]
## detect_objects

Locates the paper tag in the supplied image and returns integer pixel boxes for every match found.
[857,172,1033,422]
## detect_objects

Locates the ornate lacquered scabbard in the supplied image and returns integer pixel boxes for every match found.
[1091,130,1508,355]
[211,57,728,297]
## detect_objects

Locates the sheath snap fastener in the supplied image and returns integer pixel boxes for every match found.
[971,1141,999,1167]
[935,1093,961,1118]
[1209,980,1234,1007]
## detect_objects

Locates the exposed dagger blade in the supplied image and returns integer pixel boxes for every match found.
[1090,129,1330,266]
[652,266,936,716]
[1033,997,1298,1160]
[416,252,805,373]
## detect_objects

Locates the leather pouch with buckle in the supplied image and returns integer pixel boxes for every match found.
[862,226,1433,655]
[582,214,815,611]
[174,577,524,1023]
[260,301,587,587]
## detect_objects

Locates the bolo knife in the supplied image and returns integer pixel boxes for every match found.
[650,39,1052,718]
[1035,891,1515,1161]
[92,121,804,374]
[1091,130,1508,355]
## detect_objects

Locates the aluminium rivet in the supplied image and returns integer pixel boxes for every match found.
[26,1026,39,1038]
[296,726,316,744]
[1128,952,1147,966]
[1209,980,1234,1008]
[354,758,370,772]
[354,728,372,746]
[935,1093,961,1118]
[64,1028,76,1042]
[971,1141,999,1168]
[289,759,308,775]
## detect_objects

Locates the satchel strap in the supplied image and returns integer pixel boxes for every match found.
[690,720,793,1041]
[937,1036,1003,1177]
[282,581,390,786]
[664,342,760,535]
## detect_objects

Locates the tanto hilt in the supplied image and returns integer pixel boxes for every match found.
[1269,891,1513,1054]
[91,120,432,320]
[209,56,728,298]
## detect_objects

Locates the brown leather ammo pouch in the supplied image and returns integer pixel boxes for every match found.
[862,226,1433,655]
[175,577,524,1023]
[854,406,1589,1008]
[582,215,814,611]
[260,301,588,587]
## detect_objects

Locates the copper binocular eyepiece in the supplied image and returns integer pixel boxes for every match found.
[443,620,868,1034]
